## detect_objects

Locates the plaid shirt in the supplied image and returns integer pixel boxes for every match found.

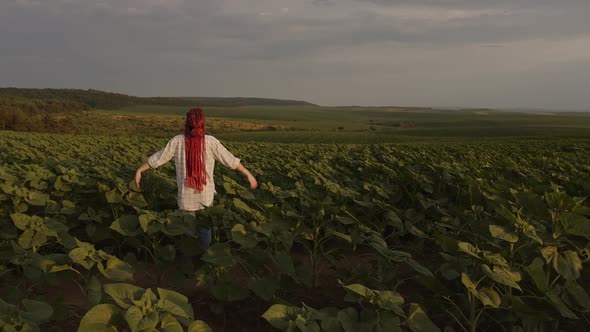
[147,135,240,211]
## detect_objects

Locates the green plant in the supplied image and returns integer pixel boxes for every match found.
[78,283,212,332]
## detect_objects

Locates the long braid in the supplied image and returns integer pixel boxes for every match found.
[184,108,207,191]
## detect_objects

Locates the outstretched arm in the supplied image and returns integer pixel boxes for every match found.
[211,137,257,190]
[136,137,178,188]
[236,163,257,190]
[135,163,151,188]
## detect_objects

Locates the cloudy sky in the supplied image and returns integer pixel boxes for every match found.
[1,0,589,109]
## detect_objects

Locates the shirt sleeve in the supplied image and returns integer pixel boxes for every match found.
[148,137,177,169]
[211,137,240,169]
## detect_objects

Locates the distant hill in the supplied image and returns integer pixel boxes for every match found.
[168,97,317,107]
[0,88,316,109]
[0,95,91,113]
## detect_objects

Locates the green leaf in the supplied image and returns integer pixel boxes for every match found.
[563,281,590,310]
[10,213,30,230]
[157,288,194,320]
[489,225,519,243]
[233,198,254,214]
[54,176,72,192]
[407,258,434,278]
[329,230,353,243]
[482,252,509,268]
[158,288,188,305]
[77,304,120,332]
[87,275,103,306]
[128,179,142,193]
[45,200,60,214]
[540,246,558,264]
[188,320,213,332]
[62,200,76,208]
[69,247,94,269]
[405,221,429,239]
[160,315,183,332]
[105,189,123,204]
[375,291,405,312]
[296,317,320,332]
[21,299,53,324]
[457,242,480,259]
[343,283,374,299]
[110,215,141,236]
[104,283,144,309]
[126,192,148,209]
[25,191,50,206]
[338,307,368,332]
[321,316,344,332]
[461,273,478,297]
[60,200,77,214]
[384,211,403,230]
[526,258,548,292]
[481,265,522,291]
[478,288,501,308]
[517,220,543,245]
[201,243,235,267]
[97,182,111,193]
[138,214,152,233]
[156,244,176,262]
[18,230,35,249]
[231,224,258,249]
[45,218,70,236]
[238,190,255,200]
[49,264,75,273]
[406,303,441,332]
[461,273,501,307]
[336,216,356,225]
[125,305,153,332]
[553,250,582,281]
[375,311,401,332]
[16,202,29,213]
[248,277,279,301]
[31,231,49,249]
[98,256,134,281]
[262,304,296,330]
[163,217,194,237]
[560,212,590,240]
[273,251,296,276]
[546,286,578,319]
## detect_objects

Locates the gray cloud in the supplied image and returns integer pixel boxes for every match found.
[1,0,589,109]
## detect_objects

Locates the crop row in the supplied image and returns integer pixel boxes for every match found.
[0,131,589,331]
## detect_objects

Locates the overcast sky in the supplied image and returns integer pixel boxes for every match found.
[1,0,589,109]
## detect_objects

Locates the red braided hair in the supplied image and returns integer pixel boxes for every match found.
[184,108,207,191]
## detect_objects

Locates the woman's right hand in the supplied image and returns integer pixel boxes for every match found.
[236,163,257,190]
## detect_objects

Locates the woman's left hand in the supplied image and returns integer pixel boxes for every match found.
[135,163,151,189]
[247,174,258,190]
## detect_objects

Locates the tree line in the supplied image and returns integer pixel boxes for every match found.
[0,96,88,133]
[0,88,315,109]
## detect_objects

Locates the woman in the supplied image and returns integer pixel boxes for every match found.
[135,108,257,249]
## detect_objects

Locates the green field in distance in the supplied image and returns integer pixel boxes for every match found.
[101,105,590,143]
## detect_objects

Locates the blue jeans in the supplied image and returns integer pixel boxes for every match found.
[197,226,211,249]
[181,210,211,249]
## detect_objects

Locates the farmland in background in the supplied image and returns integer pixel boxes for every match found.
[51,105,590,143]
[3,88,590,141]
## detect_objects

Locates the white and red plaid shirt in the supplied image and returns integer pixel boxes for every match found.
[147,135,240,211]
